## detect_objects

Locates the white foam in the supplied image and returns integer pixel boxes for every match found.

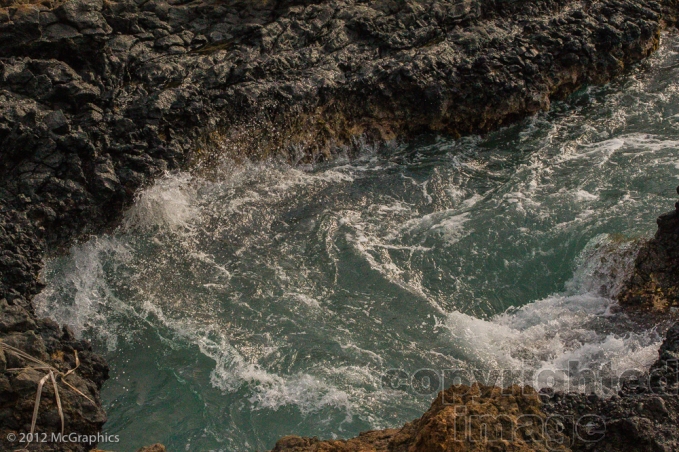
[34,237,131,349]
[621,134,679,153]
[139,303,359,417]
[395,210,470,243]
[429,213,471,243]
[286,292,322,309]
[441,234,661,394]
[573,189,598,202]
[462,194,484,208]
[559,134,679,166]
[443,293,660,394]
[123,173,197,232]
[247,373,352,416]
[189,322,401,430]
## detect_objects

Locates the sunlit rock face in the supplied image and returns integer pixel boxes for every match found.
[619,189,679,314]
[271,323,679,452]
[271,384,558,452]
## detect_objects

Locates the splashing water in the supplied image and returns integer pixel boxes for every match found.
[35,36,679,451]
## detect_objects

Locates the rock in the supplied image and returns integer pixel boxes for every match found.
[11,367,45,393]
[137,445,167,452]
[3,331,47,361]
[619,187,679,312]
[272,385,559,452]
[271,436,320,451]
[659,323,679,355]
[0,374,11,394]
[645,397,669,416]
[92,156,120,198]
[43,23,81,41]
[154,34,184,49]
[43,110,69,134]
[0,298,36,332]
[56,0,109,32]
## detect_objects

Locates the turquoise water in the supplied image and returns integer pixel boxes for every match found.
[36,35,679,451]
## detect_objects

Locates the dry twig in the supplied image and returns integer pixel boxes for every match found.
[1,341,95,435]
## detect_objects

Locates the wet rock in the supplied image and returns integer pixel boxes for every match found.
[619,186,679,312]
[136,445,167,452]
[659,322,679,356]
[91,156,120,199]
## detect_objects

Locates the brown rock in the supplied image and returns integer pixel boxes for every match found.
[272,384,569,452]
[137,444,167,452]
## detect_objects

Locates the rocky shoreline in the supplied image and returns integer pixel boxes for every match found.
[1,0,679,450]
[271,325,679,452]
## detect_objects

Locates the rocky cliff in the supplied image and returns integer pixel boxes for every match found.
[0,0,678,450]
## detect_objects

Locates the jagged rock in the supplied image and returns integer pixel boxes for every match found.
[56,0,110,33]
[11,367,46,393]
[619,187,679,312]
[136,444,167,452]
[272,385,564,452]
[0,298,36,332]
[44,110,69,134]
[659,323,679,356]
[44,22,81,41]
[92,156,120,199]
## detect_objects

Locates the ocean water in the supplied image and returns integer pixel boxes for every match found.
[35,35,679,451]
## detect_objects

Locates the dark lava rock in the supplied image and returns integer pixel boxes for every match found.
[0,0,678,450]
[619,186,679,312]
[542,322,679,452]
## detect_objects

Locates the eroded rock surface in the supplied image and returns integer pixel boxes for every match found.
[0,0,678,450]
[272,384,561,452]
[618,187,679,313]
